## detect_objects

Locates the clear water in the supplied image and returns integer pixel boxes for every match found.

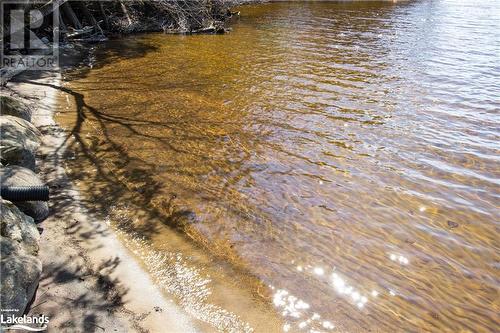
[58,1,499,332]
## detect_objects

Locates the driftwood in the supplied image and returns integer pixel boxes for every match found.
[78,2,105,36]
[98,2,110,30]
[61,2,82,30]
[66,26,94,39]
[59,11,67,33]
[120,1,134,26]
[37,0,69,17]
[4,0,236,37]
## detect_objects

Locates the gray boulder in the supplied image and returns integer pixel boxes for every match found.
[0,95,32,121]
[0,199,41,317]
[0,239,42,316]
[0,166,49,222]
[0,115,41,170]
[0,199,40,255]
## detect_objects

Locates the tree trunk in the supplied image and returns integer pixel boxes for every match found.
[78,2,104,35]
[61,2,82,29]
[58,11,67,33]
[120,1,133,26]
[99,2,110,30]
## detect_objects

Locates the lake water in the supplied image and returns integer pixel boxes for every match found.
[58,1,499,332]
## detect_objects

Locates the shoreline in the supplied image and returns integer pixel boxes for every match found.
[2,1,498,332]
[6,66,284,332]
[6,71,203,332]
[46,63,284,332]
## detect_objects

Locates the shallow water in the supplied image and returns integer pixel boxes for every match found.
[58,1,499,332]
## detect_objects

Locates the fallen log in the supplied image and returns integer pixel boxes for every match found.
[66,25,94,39]
[61,1,82,29]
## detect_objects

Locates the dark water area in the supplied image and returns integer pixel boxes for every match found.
[57,1,499,332]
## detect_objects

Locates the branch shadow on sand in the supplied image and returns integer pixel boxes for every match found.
[28,252,131,332]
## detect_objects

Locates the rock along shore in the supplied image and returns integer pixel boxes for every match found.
[1,71,201,332]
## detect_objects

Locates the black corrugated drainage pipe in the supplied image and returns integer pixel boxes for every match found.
[1,186,50,202]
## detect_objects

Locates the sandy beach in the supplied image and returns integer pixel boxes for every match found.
[5,71,202,333]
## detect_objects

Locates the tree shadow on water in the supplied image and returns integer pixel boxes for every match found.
[20,67,266,241]
[16,73,201,241]
[12,56,265,282]
[59,36,161,79]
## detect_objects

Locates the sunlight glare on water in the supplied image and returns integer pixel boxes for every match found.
[59,0,500,332]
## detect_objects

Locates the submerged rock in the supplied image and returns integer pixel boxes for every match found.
[0,115,41,170]
[0,166,49,222]
[0,95,32,122]
[0,199,41,316]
